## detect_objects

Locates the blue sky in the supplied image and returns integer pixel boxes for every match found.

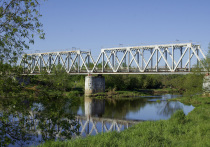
[28,0,210,57]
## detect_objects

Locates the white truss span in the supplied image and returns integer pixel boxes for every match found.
[20,43,207,74]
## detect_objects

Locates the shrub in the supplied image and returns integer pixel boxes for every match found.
[170,110,186,124]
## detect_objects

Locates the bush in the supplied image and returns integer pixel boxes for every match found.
[169,110,186,124]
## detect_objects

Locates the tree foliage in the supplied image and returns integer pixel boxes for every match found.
[0,0,45,63]
[0,93,79,146]
[205,43,210,73]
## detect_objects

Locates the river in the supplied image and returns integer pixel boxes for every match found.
[0,94,194,146]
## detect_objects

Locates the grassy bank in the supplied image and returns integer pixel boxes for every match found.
[87,88,180,99]
[152,88,181,94]
[88,90,148,99]
[39,95,210,147]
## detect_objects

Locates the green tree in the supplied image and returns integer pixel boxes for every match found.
[183,73,203,96]
[0,94,80,146]
[0,0,45,63]
[205,43,210,74]
[0,0,45,97]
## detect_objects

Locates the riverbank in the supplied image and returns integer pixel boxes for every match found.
[39,95,210,147]
[23,83,180,99]
[86,88,180,99]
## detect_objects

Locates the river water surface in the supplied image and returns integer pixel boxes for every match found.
[1,94,194,146]
[74,94,194,137]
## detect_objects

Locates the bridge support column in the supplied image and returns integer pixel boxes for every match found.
[85,75,105,95]
[203,74,210,96]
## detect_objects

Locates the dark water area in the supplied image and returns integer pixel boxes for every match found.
[0,94,194,146]
[74,94,194,137]
[77,94,194,121]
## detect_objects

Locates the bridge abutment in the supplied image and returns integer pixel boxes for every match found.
[203,74,210,96]
[85,75,105,95]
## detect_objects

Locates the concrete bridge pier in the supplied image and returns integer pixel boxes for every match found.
[85,74,105,95]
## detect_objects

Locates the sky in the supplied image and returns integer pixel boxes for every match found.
[28,0,210,57]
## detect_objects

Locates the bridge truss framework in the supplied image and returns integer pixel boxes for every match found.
[20,43,207,74]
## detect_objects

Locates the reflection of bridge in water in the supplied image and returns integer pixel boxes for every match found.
[24,97,142,138]
[75,115,141,136]
[4,95,192,147]
[75,96,142,136]
[19,113,140,137]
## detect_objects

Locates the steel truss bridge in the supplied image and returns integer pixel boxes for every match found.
[20,43,207,74]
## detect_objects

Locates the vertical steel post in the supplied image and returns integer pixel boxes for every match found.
[150,49,153,70]
[141,50,144,70]
[67,53,70,72]
[137,50,139,70]
[115,52,117,69]
[78,54,80,73]
[112,52,114,69]
[189,47,191,71]
[165,48,167,69]
[180,47,182,68]
[58,54,60,65]
[127,49,130,72]
[172,46,174,71]
[124,51,126,68]
[88,54,90,70]
[197,48,199,67]
[40,55,42,72]
[156,49,158,72]
[49,54,51,72]
[102,52,104,72]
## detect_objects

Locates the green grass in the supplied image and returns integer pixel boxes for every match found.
[152,88,180,94]
[88,90,149,99]
[39,95,210,147]
[88,88,181,99]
